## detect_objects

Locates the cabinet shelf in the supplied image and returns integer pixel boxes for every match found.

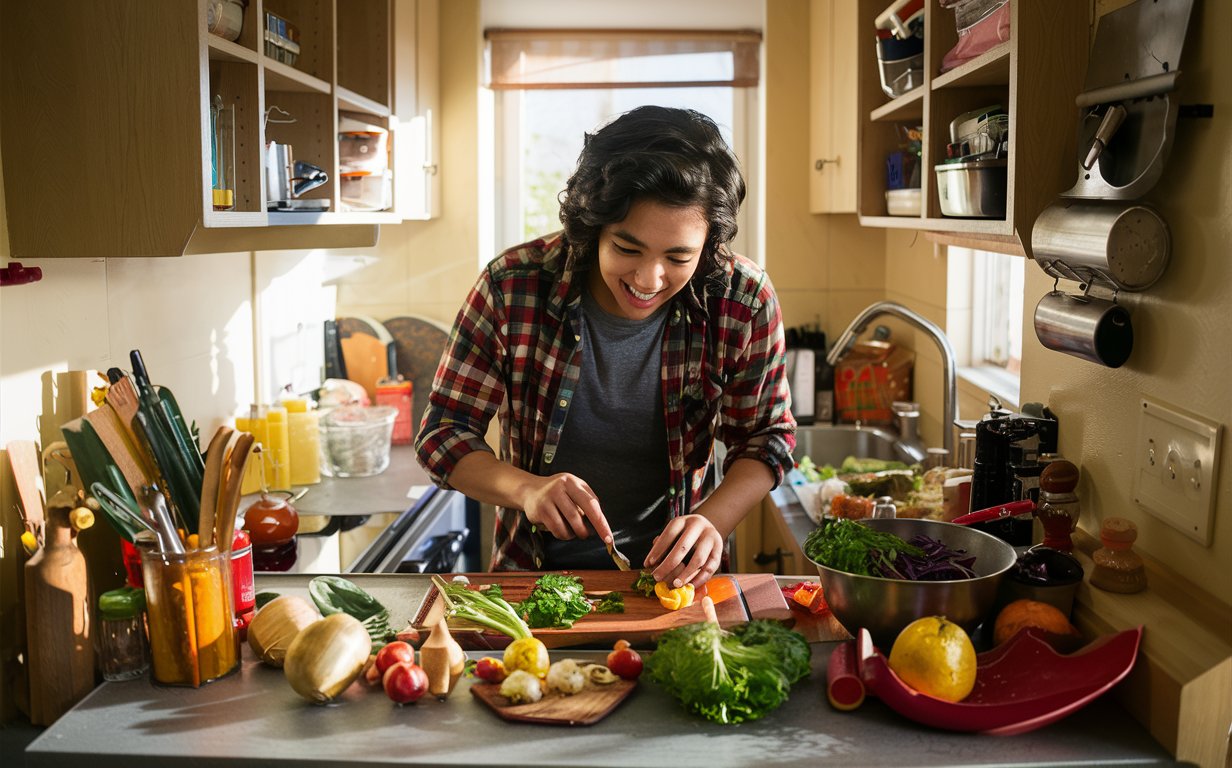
[208,36,260,65]
[869,86,926,123]
[263,57,331,94]
[931,42,1011,90]
[1,1,438,258]
[338,86,391,118]
[854,0,1088,253]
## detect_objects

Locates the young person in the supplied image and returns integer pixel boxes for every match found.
[416,106,795,589]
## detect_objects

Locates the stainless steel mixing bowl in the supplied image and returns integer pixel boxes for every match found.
[808,518,1017,649]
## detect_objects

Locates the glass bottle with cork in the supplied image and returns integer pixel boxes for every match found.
[1037,459,1081,551]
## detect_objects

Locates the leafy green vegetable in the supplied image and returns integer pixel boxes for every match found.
[516,573,591,629]
[645,619,812,724]
[308,575,395,647]
[432,575,531,640]
[803,518,924,576]
[631,570,658,598]
[593,591,625,614]
[839,456,911,474]
[796,456,836,483]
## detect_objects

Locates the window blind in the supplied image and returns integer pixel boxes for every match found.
[485,28,762,90]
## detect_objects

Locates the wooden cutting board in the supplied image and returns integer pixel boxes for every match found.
[415,571,790,650]
[336,316,394,403]
[382,315,450,434]
[470,678,637,726]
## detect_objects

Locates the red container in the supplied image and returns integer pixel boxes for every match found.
[230,529,255,638]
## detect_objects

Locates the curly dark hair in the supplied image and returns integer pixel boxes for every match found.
[558,106,746,275]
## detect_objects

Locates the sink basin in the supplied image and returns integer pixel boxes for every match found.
[792,424,922,465]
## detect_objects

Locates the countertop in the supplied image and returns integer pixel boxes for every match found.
[284,445,431,518]
[25,574,1178,768]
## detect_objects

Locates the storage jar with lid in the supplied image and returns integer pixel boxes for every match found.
[97,586,149,681]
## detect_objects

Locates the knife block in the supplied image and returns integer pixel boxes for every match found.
[25,501,94,725]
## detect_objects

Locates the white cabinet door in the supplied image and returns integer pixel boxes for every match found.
[809,0,858,213]
[392,0,440,221]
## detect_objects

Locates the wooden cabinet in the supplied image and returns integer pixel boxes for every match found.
[809,0,858,214]
[854,0,1088,254]
[0,0,438,259]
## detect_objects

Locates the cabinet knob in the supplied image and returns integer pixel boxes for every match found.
[815,157,840,171]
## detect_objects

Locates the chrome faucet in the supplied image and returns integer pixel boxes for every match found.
[826,301,957,460]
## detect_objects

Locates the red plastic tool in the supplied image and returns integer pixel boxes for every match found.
[856,625,1144,735]
[951,499,1035,526]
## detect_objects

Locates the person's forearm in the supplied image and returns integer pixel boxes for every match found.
[447,451,538,510]
[695,457,776,538]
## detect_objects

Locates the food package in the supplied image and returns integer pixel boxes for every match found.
[834,341,914,425]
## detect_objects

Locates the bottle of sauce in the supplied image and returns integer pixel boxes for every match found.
[1037,459,1080,551]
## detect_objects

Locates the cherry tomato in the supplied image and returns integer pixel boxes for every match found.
[606,647,643,680]
[383,662,429,704]
[474,656,508,684]
[375,641,416,676]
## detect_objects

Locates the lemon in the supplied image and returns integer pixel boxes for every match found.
[503,636,550,678]
[887,616,977,703]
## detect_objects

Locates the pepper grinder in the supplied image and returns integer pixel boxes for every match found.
[1090,517,1148,593]
[1037,459,1080,551]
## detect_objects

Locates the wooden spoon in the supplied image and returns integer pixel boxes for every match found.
[197,426,233,549]
[216,432,254,551]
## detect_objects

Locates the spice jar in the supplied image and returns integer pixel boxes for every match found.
[1037,459,1080,551]
[97,586,149,681]
[1090,517,1148,593]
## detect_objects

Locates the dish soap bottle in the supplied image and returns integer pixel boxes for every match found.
[1090,517,1147,593]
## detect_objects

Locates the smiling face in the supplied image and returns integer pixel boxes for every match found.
[588,199,708,321]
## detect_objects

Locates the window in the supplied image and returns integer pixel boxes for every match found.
[485,29,759,259]
[950,247,1024,403]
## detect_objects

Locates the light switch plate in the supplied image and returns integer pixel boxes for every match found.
[1132,397,1221,545]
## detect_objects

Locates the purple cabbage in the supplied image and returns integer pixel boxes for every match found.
[869,534,978,581]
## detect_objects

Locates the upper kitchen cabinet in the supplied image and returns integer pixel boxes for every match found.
[854,0,1087,254]
[0,0,439,259]
[809,0,859,214]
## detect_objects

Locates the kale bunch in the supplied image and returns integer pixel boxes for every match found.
[516,573,592,629]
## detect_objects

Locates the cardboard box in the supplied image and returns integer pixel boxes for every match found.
[834,341,914,424]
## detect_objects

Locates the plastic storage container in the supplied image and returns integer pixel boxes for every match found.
[877,35,925,98]
[319,405,397,477]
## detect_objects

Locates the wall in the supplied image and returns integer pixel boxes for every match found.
[881,1,1232,606]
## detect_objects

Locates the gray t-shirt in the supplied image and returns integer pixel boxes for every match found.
[541,288,672,569]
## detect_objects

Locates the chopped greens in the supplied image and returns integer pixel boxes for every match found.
[631,570,658,598]
[516,573,592,629]
[804,519,978,580]
[645,619,812,724]
[592,591,625,614]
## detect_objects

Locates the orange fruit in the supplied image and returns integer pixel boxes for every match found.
[887,616,977,703]
[993,599,1080,647]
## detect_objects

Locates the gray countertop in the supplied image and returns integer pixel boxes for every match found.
[276,446,431,518]
[25,574,1177,767]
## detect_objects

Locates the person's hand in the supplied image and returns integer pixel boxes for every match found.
[645,514,724,589]
[519,473,613,543]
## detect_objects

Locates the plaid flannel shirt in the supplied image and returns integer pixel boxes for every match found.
[415,233,796,570]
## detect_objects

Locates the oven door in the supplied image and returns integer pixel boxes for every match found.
[346,486,476,573]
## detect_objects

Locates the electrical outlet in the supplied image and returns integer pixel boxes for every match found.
[1132,397,1221,545]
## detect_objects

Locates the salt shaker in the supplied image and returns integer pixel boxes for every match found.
[1090,517,1148,593]
[871,496,897,519]
[97,586,149,681]
[1037,459,1080,551]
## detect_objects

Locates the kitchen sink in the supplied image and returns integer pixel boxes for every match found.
[792,424,923,466]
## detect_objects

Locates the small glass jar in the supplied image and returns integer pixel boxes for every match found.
[97,586,149,681]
